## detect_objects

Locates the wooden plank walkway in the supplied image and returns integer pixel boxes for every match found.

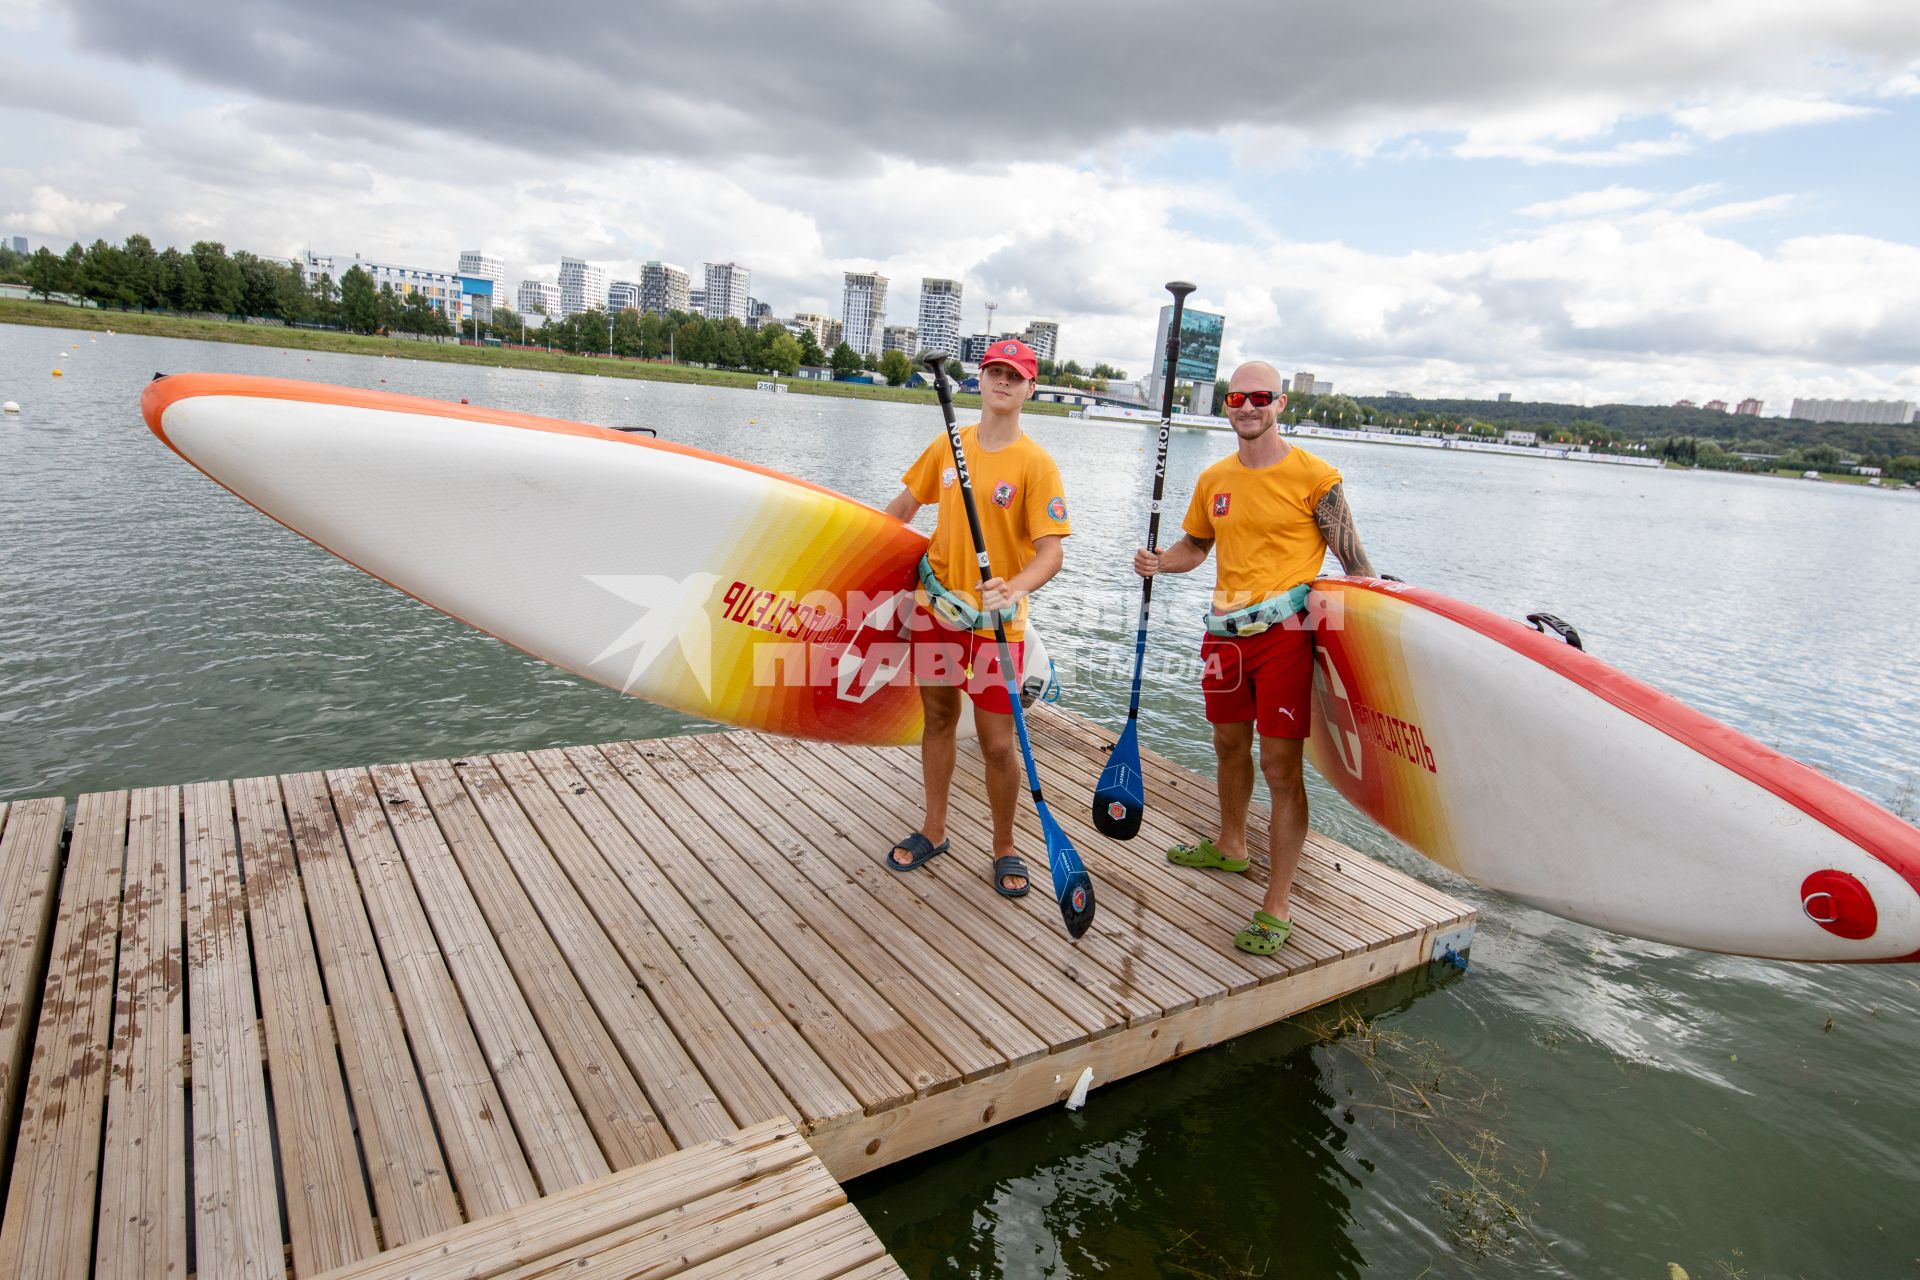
[0,705,1473,1278]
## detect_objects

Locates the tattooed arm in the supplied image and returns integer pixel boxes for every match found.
[1314,483,1377,578]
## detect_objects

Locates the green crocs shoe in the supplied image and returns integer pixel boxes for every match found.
[1235,910,1293,956]
[1167,838,1251,874]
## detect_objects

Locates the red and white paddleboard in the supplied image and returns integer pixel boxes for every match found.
[1306,577,1920,963]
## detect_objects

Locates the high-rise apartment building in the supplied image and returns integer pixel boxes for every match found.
[841,272,889,356]
[7,236,25,255]
[607,280,641,312]
[557,257,608,317]
[822,319,844,350]
[456,251,504,320]
[640,261,691,315]
[689,288,707,315]
[746,298,774,329]
[1703,399,1728,413]
[703,262,751,322]
[881,324,919,355]
[1736,398,1764,416]
[1789,398,1916,425]
[517,280,561,316]
[915,277,963,359]
[1293,372,1317,396]
[1021,320,1059,363]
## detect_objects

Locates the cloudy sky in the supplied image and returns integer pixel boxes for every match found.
[5,0,1919,409]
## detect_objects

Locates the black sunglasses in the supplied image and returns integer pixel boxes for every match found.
[1222,390,1281,408]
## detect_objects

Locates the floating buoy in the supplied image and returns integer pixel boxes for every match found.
[460,397,468,404]
[51,369,62,377]
[748,419,756,425]
[3,402,19,413]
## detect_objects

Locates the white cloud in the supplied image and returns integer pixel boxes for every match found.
[1672,95,1879,140]
[3,185,126,239]
[1520,187,1660,219]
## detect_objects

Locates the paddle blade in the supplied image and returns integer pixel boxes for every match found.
[1092,720,1145,840]
[1037,798,1096,939]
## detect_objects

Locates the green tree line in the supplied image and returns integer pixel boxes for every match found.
[1,235,456,336]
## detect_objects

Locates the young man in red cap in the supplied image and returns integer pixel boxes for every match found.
[881,338,1071,899]
[1134,360,1376,956]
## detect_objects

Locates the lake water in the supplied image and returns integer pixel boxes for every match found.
[3,323,1918,1277]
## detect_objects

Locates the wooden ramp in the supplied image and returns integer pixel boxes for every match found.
[312,1117,903,1280]
[0,706,1473,1278]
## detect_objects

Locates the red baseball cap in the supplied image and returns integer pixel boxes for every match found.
[979,337,1038,380]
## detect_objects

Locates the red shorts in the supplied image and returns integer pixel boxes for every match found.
[1200,622,1314,739]
[907,605,1023,715]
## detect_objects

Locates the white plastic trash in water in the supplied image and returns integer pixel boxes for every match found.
[2,402,19,414]
[1065,1067,1094,1110]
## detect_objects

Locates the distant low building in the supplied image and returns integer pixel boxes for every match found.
[881,324,919,355]
[1704,399,1728,413]
[1496,392,1512,403]
[303,250,464,320]
[1675,399,1696,408]
[1790,397,1916,425]
[793,365,833,381]
[1503,430,1538,446]
[1736,397,1764,416]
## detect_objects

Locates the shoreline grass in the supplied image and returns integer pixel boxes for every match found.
[1,298,1069,416]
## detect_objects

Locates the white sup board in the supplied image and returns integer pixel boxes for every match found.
[1306,578,1920,963]
[142,374,1055,745]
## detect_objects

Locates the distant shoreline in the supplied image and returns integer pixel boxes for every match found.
[0,299,1069,417]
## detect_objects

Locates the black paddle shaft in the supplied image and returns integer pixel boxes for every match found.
[1125,280,1196,719]
[1144,282,1197,563]
[924,358,1040,801]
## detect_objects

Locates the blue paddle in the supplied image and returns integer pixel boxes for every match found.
[1094,280,1194,840]
[923,357,1095,939]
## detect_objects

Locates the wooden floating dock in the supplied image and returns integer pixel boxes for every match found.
[0,705,1473,1278]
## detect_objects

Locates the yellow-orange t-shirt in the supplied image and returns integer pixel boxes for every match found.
[1181,445,1342,612]
[902,424,1071,640]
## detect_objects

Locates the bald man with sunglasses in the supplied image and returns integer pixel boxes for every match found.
[1133,360,1376,957]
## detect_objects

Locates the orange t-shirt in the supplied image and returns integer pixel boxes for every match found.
[1181,445,1342,612]
[902,424,1071,640]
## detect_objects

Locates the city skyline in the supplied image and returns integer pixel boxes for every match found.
[4,4,1918,409]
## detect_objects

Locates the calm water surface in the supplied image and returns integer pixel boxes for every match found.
[3,324,1918,1277]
